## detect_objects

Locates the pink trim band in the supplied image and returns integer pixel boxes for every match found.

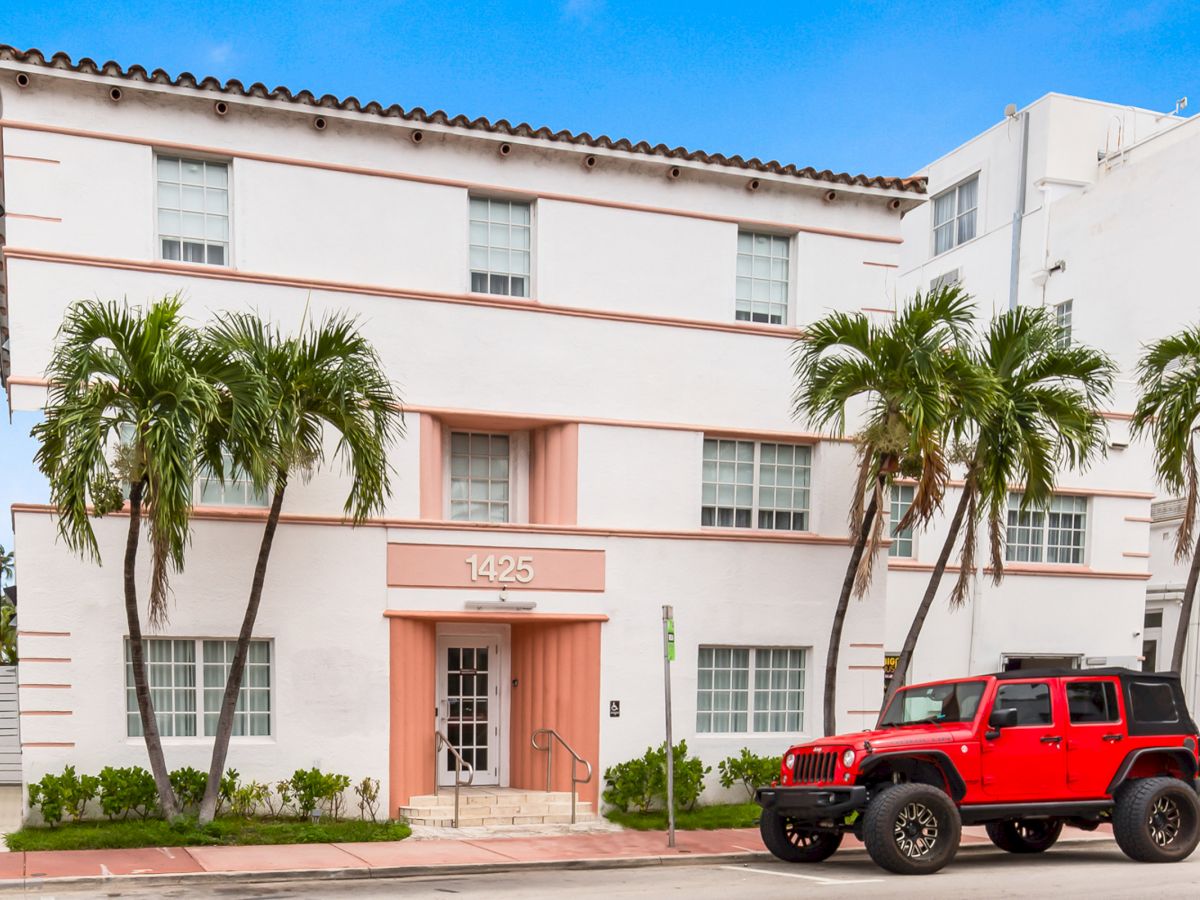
[19,683,71,689]
[3,154,60,164]
[887,559,1150,581]
[1123,551,1151,558]
[17,630,71,637]
[1125,516,1153,523]
[20,710,72,716]
[22,742,75,748]
[6,212,61,222]
[20,656,71,663]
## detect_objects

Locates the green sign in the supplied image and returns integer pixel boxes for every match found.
[666,618,676,661]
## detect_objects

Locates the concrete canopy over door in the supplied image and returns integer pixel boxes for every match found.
[386,611,605,815]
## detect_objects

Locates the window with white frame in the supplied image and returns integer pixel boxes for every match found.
[932,174,978,255]
[126,638,272,738]
[450,432,510,522]
[889,483,916,558]
[469,198,531,297]
[156,156,230,266]
[1005,493,1087,564]
[696,646,807,734]
[735,232,790,324]
[701,438,811,530]
[1055,299,1073,347]
[196,450,269,507]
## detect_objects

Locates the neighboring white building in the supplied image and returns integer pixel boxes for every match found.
[895,92,1200,701]
[0,47,923,814]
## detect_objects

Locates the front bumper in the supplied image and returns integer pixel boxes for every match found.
[755,785,867,819]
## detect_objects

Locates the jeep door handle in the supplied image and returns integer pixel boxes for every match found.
[1040,735,1063,744]
[1102,733,1123,742]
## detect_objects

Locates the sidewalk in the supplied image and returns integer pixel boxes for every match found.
[0,824,1114,890]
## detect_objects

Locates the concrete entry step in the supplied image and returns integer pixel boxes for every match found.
[399,787,598,827]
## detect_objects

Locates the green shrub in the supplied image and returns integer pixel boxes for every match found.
[28,766,98,827]
[169,767,207,810]
[229,780,270,818]
[216,768,239,817]
[98,766,158,820]
[717,749,782,801]
[287,768,351,820]
[603,741,712,813]
[354,777,381,823]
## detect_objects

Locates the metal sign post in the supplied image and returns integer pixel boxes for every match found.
[662,605,676,848]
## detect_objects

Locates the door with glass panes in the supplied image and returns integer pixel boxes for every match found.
[436,634,500,786]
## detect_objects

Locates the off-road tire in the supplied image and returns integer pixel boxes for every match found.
[758,807,843,862]
[985,818,1063,853]
[862,782,961,875]
[1113,777,1200,863]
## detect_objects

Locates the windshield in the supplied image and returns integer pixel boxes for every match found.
[879,680,987,727]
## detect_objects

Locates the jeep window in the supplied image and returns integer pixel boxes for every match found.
[1067,680,1120,724]
[879,680,986,727]
[1128,680,1180,724]
[994,682,1052,726]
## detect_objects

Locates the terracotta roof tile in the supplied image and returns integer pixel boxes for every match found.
[0,46,926,194]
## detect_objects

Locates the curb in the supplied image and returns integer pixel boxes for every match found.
[0,834,1116,892]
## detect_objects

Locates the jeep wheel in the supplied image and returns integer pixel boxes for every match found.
[758,807,843,862]
[985,818,1063,853]
[1113,777,1200,863]
[862,782,961,875]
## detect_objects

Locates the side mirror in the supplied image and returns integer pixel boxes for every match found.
[986,707,1019,738]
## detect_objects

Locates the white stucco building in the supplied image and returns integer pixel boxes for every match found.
[895,92,1200,701]
[0,47,925,816]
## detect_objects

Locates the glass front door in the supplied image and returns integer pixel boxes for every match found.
[437,636,499,785]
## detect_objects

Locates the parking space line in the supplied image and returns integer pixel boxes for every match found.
[719,864,884,885]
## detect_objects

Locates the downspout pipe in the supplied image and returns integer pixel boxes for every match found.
[1008,110,1029,310]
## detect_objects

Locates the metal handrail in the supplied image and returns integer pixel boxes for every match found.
[434,730,475,828]
[531,728,594,824]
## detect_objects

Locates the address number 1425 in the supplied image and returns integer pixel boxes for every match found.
[466,554,535,584]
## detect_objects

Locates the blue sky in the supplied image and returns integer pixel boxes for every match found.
[1,0,1199,552]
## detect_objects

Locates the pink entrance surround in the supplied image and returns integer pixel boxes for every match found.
[385,610,605,816]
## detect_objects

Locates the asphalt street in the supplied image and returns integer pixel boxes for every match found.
[10,843,1200,899]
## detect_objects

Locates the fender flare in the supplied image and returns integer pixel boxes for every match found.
[1106,747,1198,796]
[858,749,968,802]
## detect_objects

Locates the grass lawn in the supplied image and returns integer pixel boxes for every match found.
[604,801,760,831]
[5,817,411,852]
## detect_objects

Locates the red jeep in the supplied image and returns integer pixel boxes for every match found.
[755,668,1200,874]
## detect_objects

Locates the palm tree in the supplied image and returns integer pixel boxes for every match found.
[195,311,404,823]
[0,544,13,590]
[31,296,222,818]
[793,287,991,736]
[1133,326,1200,673]
[882,306,1114,712]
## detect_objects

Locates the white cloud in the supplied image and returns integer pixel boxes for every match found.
[207,42,234,66]
[562,0,605,24]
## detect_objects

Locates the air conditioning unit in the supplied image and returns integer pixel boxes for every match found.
[930,268,961,291]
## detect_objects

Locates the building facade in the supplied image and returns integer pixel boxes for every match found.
[0,48,923,813]
[895,93,1200,699]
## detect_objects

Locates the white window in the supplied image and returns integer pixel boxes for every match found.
[1005,493,1087,564]
[469,198,531,297]
[932,174,978,255]
[203,640,272,737]
[889,484,916,558]
[157,156,230,266]
[1055,299,1073,346]
[126,638,272,738]
[196,450,269,507]
[701,438,811,530]
[736,232,790,324]
[697,646,807,734]
[450,432,510,522]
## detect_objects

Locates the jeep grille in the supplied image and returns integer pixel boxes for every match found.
[793,749,837,784]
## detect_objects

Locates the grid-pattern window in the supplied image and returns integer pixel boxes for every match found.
[469,198,531,297]
[1006,492,1087,564]
[126,639,196,737]
[889,484,916,558]
[753,648,806,733]
[196,450,269,507]
[450,432,510,522]
[202,640,271,737]
[701,439,812,530]
[932,175,978,255]
[1055,299,1073,347]
[735,232,790,324]
[697,646,808,734]
[157,157,230,266]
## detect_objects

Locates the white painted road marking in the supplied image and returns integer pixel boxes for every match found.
[720,864,884,885]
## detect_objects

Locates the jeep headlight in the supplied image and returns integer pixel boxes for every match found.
[841,749,856,768]
[785,753,796,769]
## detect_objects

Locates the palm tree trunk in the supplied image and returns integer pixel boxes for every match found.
[198,476,287,824]
[1169,529,1200,674]
[823,480,882,737]
[125,478,180,818]
[879,483,974,717]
